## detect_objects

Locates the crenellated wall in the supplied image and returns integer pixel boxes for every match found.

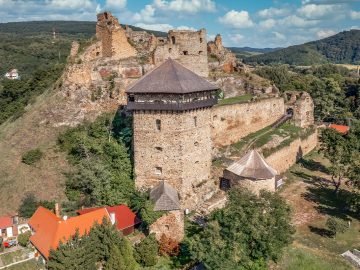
[265,130,318,174]
[211,98,285,147]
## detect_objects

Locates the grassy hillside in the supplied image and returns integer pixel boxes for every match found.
[245,30,360,65]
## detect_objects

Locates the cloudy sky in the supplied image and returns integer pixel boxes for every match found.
[0,0,359,48]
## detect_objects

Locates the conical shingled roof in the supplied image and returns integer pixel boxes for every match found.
[150,181,180,211]
[126,58,218,94]
[226,150,278,180]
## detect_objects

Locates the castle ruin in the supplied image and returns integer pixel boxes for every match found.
[96,12,137,59]
[284,91,314,128]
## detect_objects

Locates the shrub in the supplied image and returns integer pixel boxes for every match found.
[159,234,180,256]
[134,234,159,267]
[22,148,43,165]
[19,193,38,218]
[18,231,31,247]
[326,217,348,237]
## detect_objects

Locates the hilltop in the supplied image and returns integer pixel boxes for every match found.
[244,30,360,65]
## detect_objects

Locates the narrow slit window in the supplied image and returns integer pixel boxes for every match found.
[183,51,188,55]
[156,119,161,131]
[194,116,197,127]
[155,167,162,175]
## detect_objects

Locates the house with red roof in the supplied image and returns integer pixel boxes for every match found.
[28,207,109,260]
[329,124,350,134]
[77,205,141,236]
[0,215,18,238]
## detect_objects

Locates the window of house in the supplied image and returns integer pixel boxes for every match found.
[194,116,197,127]
[171,36,176,44]
[183,51,188,55]
[155,167,162,175]
[156,119,161,131]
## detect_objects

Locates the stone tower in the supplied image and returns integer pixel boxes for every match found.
[153,29,209,77]
[284,91,314,128]
[126,59,218,209]
[96,12,137,59]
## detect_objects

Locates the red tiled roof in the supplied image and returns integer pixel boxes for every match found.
[77,205,141,231]
[28,207,109,259]
[0,216,12,229]
[329,124,350,134]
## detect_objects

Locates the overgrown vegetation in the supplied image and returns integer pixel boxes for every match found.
[254,64,360,123]
[21,148,43,165]
[187,188,294,270]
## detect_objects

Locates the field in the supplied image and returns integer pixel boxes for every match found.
[275,151,359,270]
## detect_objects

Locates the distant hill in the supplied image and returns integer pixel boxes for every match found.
[244,30,360,65]
[228,47,281,59]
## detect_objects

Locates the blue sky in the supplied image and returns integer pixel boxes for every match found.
[0,0,359,47]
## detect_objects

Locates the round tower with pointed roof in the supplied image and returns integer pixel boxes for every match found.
[126,59,218,209]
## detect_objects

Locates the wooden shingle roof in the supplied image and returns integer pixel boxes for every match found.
[126,59,218,94]
[150,181,180,211]
[226,150,278,180]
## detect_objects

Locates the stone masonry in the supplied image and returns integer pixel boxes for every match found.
[133,108,212,210]
[207,34,237,73]
[149,210,184,242]
[284,91,314,128]
[153,29,209,77]
[96,12,137,60]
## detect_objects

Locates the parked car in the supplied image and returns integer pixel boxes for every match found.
[3,237,17,248]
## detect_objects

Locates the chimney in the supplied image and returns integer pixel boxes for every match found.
[110,212,116,225]
[54,203,60,217]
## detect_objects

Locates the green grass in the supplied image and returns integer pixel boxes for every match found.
[218,94,253,106]
[277,247,352,270]
[2,259,42,270]
[0,250,26,265]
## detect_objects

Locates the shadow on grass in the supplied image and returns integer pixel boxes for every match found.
[308,225,333,237]
[298,158,329,174]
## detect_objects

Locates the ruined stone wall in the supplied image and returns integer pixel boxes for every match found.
[224,170,276,194]
[133,108,212,209]
[211,98,285,147]
[149,210,184,242]
[153,29,208,77]
[96,12,137,60]
[207,34,236,73]
[265,130,318,174]
[285,91,314,128]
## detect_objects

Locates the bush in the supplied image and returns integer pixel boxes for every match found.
[134,234,159,267]
[159,234,180,256]
[19,193,55,218]
[326,217,348,237]
[17,231,31,247]
[22,148,43,165]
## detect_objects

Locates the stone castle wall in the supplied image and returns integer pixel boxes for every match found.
[96,12,137,60]
[153,29,208,77]
[211,98,285,147]
[285,91,314,128]
[133,108,212,209]
[149,210,184,242]
[265,130,318,173]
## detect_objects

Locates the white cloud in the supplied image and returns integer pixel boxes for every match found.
[135,23,196,32]
[298,4,341,18]
[229,33,244,44]
[105,0,127,10]
[273,31,286,40]
[350,10,360,20]
[177,25,197,30]
[133,4,156,23]
[258,7,290,18]
[47,0,94,9]
[153,0,216,13]
[219,10,254,28]
[279,15,319,27]
[316,29,336,38]
[259,19,277,29]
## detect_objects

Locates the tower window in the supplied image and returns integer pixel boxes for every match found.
[199,51,203,55]
[171,36,176,44]
[155,146,163,151]
[155,167,162,175]
[168,48,172,53]
[200,37,203,43]
[194,116,197,127]
[156,119,161,131]
[183,51,188,55]
[194,142,199,146]
[129,95,135,102]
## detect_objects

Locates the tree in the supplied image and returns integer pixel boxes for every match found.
[105,245,126,270]
[325,217,348,238]
[19,193,38,218]
[134,234,159,267]
[17,231,31,247]
[188,188,294,270]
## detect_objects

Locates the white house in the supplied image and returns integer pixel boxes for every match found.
[0,215,18,238]
[4,69,20,80]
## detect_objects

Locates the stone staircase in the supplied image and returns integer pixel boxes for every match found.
[341,249,360,268]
